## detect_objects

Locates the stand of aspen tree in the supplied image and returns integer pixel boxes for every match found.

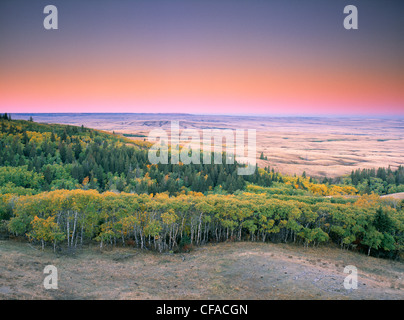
[2,189,403,258]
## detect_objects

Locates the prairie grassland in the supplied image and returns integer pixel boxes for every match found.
[0,240,403,300]
[381,192,404,200]
[12,114,404,178]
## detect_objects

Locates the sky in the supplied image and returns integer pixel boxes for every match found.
[0,0,403,116]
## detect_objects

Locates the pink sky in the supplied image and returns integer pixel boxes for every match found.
[1,1,403,116]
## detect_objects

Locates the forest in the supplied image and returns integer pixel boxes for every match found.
[0,115,403,259]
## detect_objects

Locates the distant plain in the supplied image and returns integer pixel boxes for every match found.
[12,113,404,178]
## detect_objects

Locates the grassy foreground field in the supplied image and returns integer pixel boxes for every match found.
[1,240,403,300]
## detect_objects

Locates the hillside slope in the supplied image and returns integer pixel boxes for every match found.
[0,241,402,300]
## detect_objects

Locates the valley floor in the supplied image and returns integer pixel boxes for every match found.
[0,240,403,300]
[12,114,404,178]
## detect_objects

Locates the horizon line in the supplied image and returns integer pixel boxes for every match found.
[5,112,404,119]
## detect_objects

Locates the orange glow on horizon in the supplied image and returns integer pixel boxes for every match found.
[2,55,403,115]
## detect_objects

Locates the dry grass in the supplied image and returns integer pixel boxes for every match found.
[1,240,403,300]
[381,193,404,200]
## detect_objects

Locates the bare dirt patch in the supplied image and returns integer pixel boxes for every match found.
[0,240,402,300]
